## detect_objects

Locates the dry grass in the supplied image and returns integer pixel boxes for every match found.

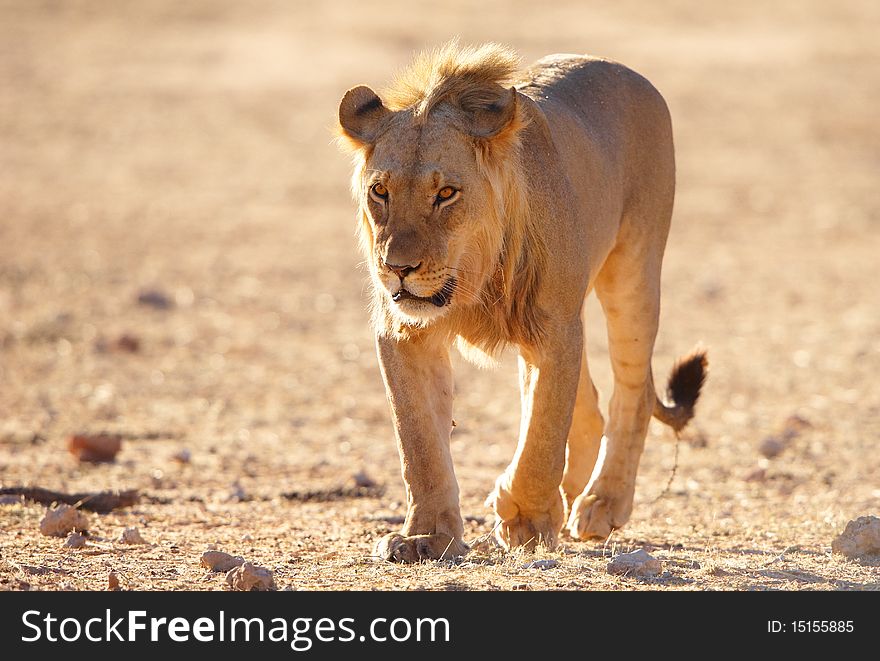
[1,0,879,591]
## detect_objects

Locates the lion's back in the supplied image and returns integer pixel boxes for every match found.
[516,54,672,135]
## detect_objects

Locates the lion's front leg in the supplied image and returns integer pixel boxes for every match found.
[488,327,582,551]
[373,333,467,563]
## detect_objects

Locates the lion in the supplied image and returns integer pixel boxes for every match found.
[336,42,707,562]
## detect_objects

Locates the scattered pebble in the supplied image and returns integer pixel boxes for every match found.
[782,414,812,436]
[225,562,276,591]
[201,551,245,573]
[226,484,247,502]
[606,548,662,578]
[686,429,709,448]
[744,466,767,482]
[831,516,880,559]
[107,572,120,591]
[67,433,122,463]
[65,532,87,548]
[112,333,141,353]
[0,495,23,505]
[172,448,192,464]
[137,288,174,310]
[758,414,812,460]
[758,436,785,459]
[95,333,141,353]
[702,283,724,302]
[119,527,148,545]
[351,470,377,489]
[522,559,558,570]
[40,505,89,537]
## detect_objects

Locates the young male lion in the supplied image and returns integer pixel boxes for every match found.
[337,42,706,562]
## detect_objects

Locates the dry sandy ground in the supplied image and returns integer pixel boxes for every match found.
[1,0,878,591]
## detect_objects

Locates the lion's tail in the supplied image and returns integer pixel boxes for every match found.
[652,348,708,433]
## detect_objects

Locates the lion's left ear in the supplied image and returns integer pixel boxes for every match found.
[465,86,523,140]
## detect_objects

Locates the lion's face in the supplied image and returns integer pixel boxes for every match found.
[361,117,497,325]
[338,83,523,329]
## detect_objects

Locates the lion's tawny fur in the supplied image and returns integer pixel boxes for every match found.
[337,42,706,561]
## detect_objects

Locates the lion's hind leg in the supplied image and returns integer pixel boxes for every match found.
[561,345,605,518]
[567,245,662,540]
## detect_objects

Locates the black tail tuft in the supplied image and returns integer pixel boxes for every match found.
[667,349,708,413]
[653,348,708,432]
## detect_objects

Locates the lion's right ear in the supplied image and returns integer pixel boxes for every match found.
[337,86,390,150]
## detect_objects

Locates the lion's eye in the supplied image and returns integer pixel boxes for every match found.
[436,186,458,204]
[370,182,388,201]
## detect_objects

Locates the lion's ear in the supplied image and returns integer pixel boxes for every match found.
[338,85,390,148]
[465,86,522,139]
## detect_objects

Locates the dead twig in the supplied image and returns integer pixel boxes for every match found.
[467,518,503,550]
[762,546,794,567]
[281,484,384,503]
[0,487,139,513]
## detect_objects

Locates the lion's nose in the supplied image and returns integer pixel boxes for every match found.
[385,261,421,279]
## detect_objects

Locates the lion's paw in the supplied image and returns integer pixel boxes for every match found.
[374,533,469,563]
[487,480,564,551]
[566,492,630,540]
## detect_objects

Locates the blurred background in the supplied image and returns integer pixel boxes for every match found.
[0,1,878,589]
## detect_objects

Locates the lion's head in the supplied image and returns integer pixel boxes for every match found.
[337,43,543,343]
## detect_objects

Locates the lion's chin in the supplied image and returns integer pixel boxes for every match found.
[393,277,456,308]
[384,276,456,326]
[389,295,453,326]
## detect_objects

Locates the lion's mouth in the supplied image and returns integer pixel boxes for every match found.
[392,277,456,308]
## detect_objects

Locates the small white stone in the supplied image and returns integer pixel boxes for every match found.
[64,532,87,548]
[225,562,276,591]
[759,436,786,459]
[39,505,89,537]
[832,516,880,559]
[200,551,245,572]
[119,527,147,545]
[606,548,662,578]
[172,448,192,464]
